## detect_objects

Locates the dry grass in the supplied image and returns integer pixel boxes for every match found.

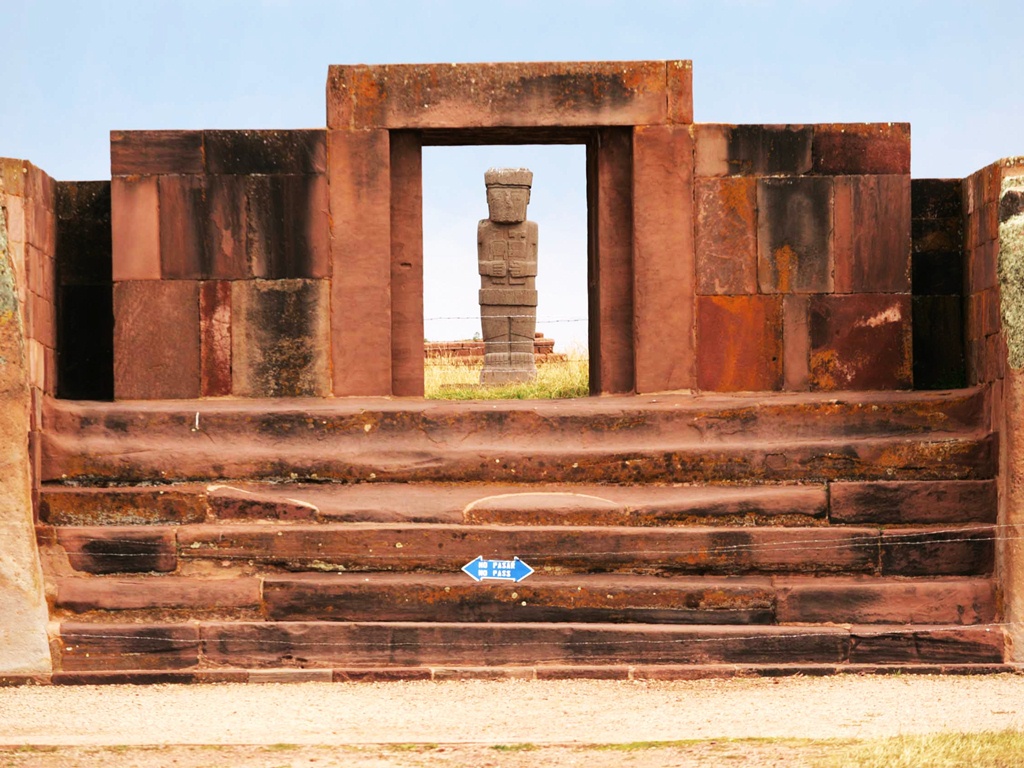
[812,729,1024,768]
[424,347,589,400]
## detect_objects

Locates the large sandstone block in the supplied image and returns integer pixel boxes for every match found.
[697,295,782,391]
[113,280,200,399]
[110,131,204,175]
[808,294,912,390]
[204,130,326,175]
[327,61,691,130]
[834,175,911,293]
[246,174,329,279]
[694,124,812,177]
[757,177,834,294]
[695,177,757,295]
[812,123,911,175]
[111,176,160,281]
[158,175,207,279]
[230,279,330,397]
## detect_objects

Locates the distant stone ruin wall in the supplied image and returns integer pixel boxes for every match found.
[425,333,559,363]
[109,130,330,399]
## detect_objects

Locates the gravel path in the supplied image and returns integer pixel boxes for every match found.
[2,675,1023,746]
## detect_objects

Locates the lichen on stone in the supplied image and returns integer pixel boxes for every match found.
[999,178,1024,370]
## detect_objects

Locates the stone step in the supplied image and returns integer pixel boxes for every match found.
[42,433,995,485]
[54,620,1006,671]
[51,573,997,627]
[49,523,996,577]
[37,479,998,527]
[41,390,994,484]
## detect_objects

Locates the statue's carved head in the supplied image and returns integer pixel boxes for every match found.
[485,167,532,223]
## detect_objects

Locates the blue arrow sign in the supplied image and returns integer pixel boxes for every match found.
[462,556,535,583]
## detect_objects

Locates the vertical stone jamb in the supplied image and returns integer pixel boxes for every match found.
[389,132,424,397]
[631,125,695,393]
[588,128,635,394]
[328,129,393,396]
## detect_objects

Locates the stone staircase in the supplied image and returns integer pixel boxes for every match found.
[35,388,1007,682]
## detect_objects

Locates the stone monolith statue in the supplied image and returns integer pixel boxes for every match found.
[478,168,538,384]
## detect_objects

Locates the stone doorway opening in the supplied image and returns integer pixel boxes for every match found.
[422,144,588,398]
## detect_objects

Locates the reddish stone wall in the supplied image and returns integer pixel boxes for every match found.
[110,131,330,399]
[693,124,912,392]
[425,334,558,362]
[1,159,57,398]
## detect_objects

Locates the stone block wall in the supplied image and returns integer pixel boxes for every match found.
[911,179,966,389]
[693,123,912,392]
[963,162,1006,388]
[0,159,57,398]
[110,130,330,399]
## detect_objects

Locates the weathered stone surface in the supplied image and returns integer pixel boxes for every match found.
[246,175,329,279]
[201,621,845,667]
[696,295,783,391]
[695,177,757,295]
[110,131,204,176]
[0,206,51,673]
[111,176,160,281]
[830,480,996,525]
[58,526,177,574]
[55,181,111,285]
[834,175,911,293]
[199,280,232,397]
[39,487,208,525]
[848,626,1003,664]
[389,131,424,397]
[808,294,912,390]
[208,485,317,521]
[204,130,326,175]
[632,125,695,392]
[912,179,962,220]
[589,127,634,394]
[177,523,878,575]
[158,175,207,279]
[263,573,776,624]
[775,577,996,624]
[880,527,995,576]
[55,576,260,612]
[783,294,811,391]
[58,622,199,671]
[113,280,200,399]
[327,61,689,130]
[757,177,833,294]
[230,279,330,397]
[203,175,248,279]
[694,124,812,177]
[478,169,538,384]
[328,129,391,396]
[812,124,910,175]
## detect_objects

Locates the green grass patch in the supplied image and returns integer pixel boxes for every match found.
[490,743,538,752]
[424,350,588,400]
[812,729,1024,768]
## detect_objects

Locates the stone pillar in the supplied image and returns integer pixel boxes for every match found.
[478,168,539,385]
[328,129,393,396]
[632,125,696,393]
[587,128,635,394]
[390,132,424,397]
[0,201,51,676]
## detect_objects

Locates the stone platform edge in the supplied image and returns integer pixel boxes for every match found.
[3,663,1022,687]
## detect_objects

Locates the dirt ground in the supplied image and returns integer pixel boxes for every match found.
[1,675,1023,767]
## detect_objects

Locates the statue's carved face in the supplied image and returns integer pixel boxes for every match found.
[486,186,530,223]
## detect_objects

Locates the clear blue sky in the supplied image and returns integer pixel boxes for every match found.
[5,1,1021,348]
